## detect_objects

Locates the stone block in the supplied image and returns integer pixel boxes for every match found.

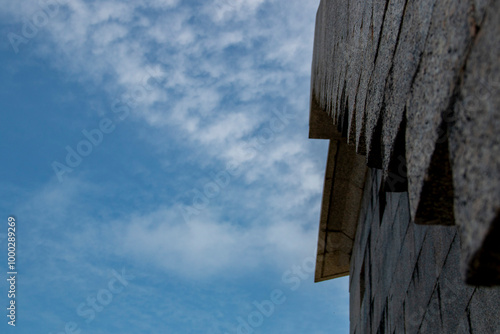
[395,222,419,292]
[404,233,439,333]
[392,307,405,334]
[438,236,475,333]
[352,174,374,266]
[370,238,381,301]
[430,226,457,274]
[359,294,372,334]
[406,0,476,222]
[375,209,402,300]
[364,0,407,164]
[413,223,428,255]
[387,286,404,334]
[448,0,500,285]
[345,0,368,142]
[456,314,471,334]
[418,285,444,334]
[381,0,437,172]
[371,295,387,334]
[354,0,377,153]
[468,286,500,333]
[350,268,362,323]
[397,192,411,241]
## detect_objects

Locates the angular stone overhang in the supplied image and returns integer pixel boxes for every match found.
[310,97,368,282]
[310,0,500,285]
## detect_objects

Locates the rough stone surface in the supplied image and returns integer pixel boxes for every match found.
[315,139,368,282]
[448,0,500,285]
[363,0,406,167]
[405,0,475,223]
[311,0,500,284]
[380,0,436,170]
[348,169,500,333]
[469,287,500,332]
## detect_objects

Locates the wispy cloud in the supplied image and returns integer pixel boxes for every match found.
[3,0,325,280]
[0,0,350,332]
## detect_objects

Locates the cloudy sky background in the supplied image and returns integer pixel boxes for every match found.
[0,0,349,333]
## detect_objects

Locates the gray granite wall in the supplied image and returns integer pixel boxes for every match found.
[349,169,500,334]
[311,0,500,285]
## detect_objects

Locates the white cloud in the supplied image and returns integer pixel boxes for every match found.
[4,0,325,280]
[91,23,128,48]
[111,206,318,278]
[209,0,267,23]
[1,1,353,332]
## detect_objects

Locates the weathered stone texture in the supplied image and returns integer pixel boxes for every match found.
[349,170,500,333]
[315,140,368,281]
[448,0,500,285]
[311,0,500,284]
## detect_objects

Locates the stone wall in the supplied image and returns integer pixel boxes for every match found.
[309,1,500,331]
[348,169,500,333]
[310,0,500,284]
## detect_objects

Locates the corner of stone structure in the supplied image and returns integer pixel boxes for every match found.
[310,127,368,282]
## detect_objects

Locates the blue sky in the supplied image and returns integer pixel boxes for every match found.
[0,0,349,333]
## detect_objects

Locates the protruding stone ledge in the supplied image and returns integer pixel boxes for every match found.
[314,136,368,282]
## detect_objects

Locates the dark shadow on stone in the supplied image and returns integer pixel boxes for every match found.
[466,211,500,286]
[337,83,347,129]
[357,111,367,156]
[341,97,350,138]
[379,186,386,224]
[309,93,341,140]
[384,113,408,192]
[360,259,366,306]
[414,119,455,226]
[367,114,383,169]
[349,103,357,145]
